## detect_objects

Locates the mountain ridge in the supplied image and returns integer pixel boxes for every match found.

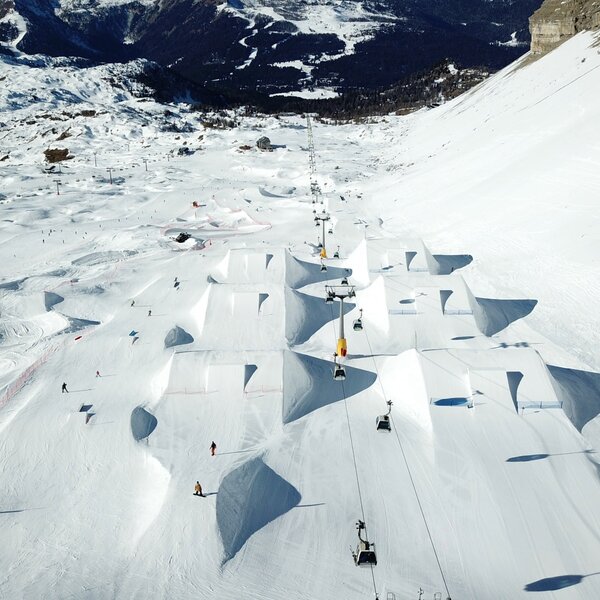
[1,0,541,95]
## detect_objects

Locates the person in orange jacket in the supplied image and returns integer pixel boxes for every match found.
[194,481,204,497]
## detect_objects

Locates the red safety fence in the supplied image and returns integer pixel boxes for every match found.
[0,344,59,411]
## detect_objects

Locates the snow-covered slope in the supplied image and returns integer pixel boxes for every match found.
[1,31,600,600]
[365,30,600,371]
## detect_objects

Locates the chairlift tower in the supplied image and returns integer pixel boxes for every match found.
[314,211,330,258]
[307,114,320,203]
[325,284,356,357]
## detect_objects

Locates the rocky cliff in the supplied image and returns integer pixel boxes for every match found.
[530,0,600,54]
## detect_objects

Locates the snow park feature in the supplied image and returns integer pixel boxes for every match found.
[1,27,600,600]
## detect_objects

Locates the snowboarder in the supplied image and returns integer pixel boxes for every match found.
[210,441,217,456]
[130,300,135,307]
[96,370,100,378]
[61,382,68,393]
[194,481,204,497]
[148,309,152,317]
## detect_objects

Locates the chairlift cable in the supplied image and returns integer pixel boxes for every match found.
[328,301,380,600]
[363,326,452,599]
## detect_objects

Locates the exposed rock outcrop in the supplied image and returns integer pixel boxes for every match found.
[530,0,600,54]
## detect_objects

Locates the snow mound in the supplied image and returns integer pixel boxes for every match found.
[164,325,194,349]
[44,291,64,311]
[71,250,137,266]
[216,457,300,563]
[428,252,473,275]
[244,364,258,390]
[282,352,377,423]
[285,252,350,289]
[64,316,101,333]
[466,287,538,336]
[548,365,600,447]
[285,287,353,346]
[130,406,158,441]
[0,278,26,291]
[259,185,296,198]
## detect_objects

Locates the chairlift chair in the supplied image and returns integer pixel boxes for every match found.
[333,249,340,259]
[354,540,377,566]
[320,260,327,272]
[341,276,349,285]
[376,400,393,432]
[333,353,346,380]
[333,364,346,380]
[353,309,363,332]
[351,520,377,566]
[375,415,391,431]
[325,290,335,304]
[328,226,333,234]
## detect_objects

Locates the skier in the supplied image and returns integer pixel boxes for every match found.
[194,481,204,497]
[96,370,101,378]
[148,309,152,317]
[61,382,68,393]
[210,441,217,456]
[130,300,135,307]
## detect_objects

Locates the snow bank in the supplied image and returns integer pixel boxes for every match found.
[285,287,353,346]
[468,291,538,337]
[164,325,194,349]
[548,365,600,448]
[44,291,64,311]
[216,457,300,562]
[282,351,376,423]
[285,252,350,289]
[131,406,158,441]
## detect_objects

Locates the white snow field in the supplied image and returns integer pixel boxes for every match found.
[1,32,600,600]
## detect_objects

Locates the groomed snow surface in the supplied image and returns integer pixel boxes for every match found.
[1,31,600,600]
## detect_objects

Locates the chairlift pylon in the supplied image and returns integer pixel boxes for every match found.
[351,519,377,566]
[376,400,393,432]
